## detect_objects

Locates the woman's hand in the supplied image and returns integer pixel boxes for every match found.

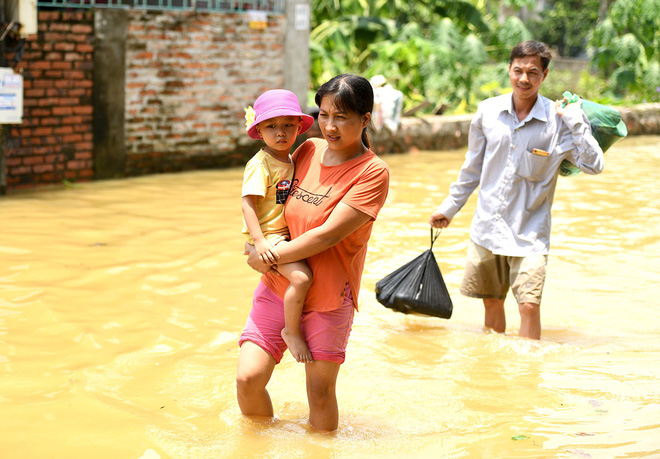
[244,241,273,274]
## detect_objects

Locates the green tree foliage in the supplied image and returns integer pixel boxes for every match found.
[589,0,660,101]
[526,0,601,57]
[309,0,534,113]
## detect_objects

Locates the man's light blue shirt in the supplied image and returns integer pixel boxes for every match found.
[437,93,604,256]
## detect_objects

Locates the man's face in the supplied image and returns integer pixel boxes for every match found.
[508,55,548,103]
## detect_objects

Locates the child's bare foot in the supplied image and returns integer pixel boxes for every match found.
[281,328,313,363]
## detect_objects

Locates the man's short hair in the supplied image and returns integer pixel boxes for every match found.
[510,41,552,71]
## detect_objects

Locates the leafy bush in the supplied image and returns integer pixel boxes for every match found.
[589,0,660,102]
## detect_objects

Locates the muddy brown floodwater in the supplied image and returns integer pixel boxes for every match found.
[1,136,659,458]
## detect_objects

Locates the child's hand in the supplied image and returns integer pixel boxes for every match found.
[254,238,280,265]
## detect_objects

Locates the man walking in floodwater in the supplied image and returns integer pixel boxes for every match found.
[429,40,604,340]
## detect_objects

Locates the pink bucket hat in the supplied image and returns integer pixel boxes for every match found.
[246,89,314,140]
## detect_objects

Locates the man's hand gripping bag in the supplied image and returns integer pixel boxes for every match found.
[375,229,453,319]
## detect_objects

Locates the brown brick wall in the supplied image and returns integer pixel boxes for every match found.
[124,11,285,175]
[7,11,94,189]
[3,9,287,191]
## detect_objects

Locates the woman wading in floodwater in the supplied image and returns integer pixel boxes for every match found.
[237,74,390,431]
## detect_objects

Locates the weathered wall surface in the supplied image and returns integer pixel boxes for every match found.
[619,104,660,136]
[368,103,660,156]
[124,11,286,175]
[3,8,289,191]
[7,11,94,188]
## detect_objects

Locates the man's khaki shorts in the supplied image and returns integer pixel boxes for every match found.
[460,240,548,305]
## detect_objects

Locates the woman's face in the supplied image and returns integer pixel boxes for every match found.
[318,95,370,155]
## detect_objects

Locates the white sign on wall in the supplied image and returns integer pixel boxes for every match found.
[294,4,309,31]
[0,68,23,124]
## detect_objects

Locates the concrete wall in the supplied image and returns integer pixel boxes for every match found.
[93,10,127,180]
[368,104,660,157]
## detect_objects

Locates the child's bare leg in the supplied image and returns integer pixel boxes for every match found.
[276,260,313,363]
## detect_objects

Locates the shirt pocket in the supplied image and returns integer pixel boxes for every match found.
[517,149,550,182]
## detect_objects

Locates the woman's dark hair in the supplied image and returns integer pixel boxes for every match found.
[510,40,552,71]
[315,74,374,148]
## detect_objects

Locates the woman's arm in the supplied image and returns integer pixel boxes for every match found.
[245,202,371,271]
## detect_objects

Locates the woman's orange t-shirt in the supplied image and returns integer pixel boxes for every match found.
[261,138,390,312]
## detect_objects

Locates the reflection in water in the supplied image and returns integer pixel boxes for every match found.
[1,136,659,458]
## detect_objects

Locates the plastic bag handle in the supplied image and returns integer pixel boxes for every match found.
[430,227,442,249]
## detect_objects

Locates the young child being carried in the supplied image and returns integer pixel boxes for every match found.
[241,89,315,363]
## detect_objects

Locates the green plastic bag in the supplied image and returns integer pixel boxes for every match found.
[559,91,627,176]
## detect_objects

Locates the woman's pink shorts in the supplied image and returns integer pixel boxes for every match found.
[239,281,355,364]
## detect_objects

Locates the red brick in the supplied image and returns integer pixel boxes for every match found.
[5,157,22,167]
[33,164,55,173]
[74,151,93,159]
[71,24,93,34]
[30,107,50,116]
[67,88,87,97]
[62,133,83,142]
[73,61,93,70]
[44,52,64,60]
[37,98,59,107]
[62,116,84,125]
[33,173,52,182]
[44,33,66,42]
[63,70,85,80]
[23,156,44,165]
[45,154,66,163]
[54,125,74,134]
[52,106,74,116]
[33,146,53,155]
[54,80,73,89]
[49,23,71,33]
[40,117,61,126]
[73,142,94,155]
[73,124,91,133]
[33,127,53,136]
[39,11,59,21]
[66,33,88,43]
[33,80,54,88]
[10,166,31,175]
[29,61,52,70]
[54,42,76,51]
[64,52,83,61]
[75,44,94,53]
[56,97,79,106]
[52,61,72,70]
[66,160,86,170]
[22,51,44,60]
[72,106,92,115]
[25,88,46,98]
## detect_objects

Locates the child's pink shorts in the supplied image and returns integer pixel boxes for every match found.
[239,281,354,364]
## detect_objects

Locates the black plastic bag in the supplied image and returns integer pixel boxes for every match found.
[375,229,453,319]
